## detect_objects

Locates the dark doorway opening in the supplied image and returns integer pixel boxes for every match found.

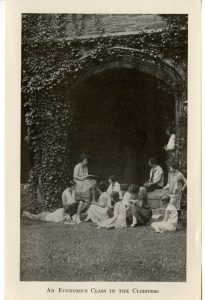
[71,68,175,184]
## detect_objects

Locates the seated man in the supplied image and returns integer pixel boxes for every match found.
[144,157,164,192]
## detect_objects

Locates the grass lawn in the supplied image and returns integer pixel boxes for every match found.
[20,219,186,282]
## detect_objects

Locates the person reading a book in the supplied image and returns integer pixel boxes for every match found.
[73,154,97,224]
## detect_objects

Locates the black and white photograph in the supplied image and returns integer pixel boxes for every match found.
[19,13,189,282]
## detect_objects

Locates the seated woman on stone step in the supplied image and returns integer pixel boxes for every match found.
[128,185,152,227]
[144,157,164,192]
[73,154,97,224]
[84,181,111,223]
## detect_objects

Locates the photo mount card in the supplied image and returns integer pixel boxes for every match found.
[5,0,201,299]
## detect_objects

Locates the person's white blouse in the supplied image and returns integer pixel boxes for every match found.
[166,134,176,151]
[122,191,131,206]
[149,165,164,187]
[73,163,88,181]
[107,182,121,195]
[62,188,75,206]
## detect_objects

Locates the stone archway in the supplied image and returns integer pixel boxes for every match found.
[69,47,187,168]
[20,45,187,207]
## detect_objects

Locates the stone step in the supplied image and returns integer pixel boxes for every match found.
[152,208,166,220]
[147,189,168,209]
[148,198,161,209]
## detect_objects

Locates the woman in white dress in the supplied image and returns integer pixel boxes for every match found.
[98,191,127,229]
[73,154,97,223]
[85,182,111,223]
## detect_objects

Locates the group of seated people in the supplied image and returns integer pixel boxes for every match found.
[22,154,187,233]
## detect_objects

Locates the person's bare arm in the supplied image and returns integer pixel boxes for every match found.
[164,209,170,222]
[111,204,119,221]
[73,165,85,181]
[181,176,187,192]
[62,192,67,206]
[72,190,76,201]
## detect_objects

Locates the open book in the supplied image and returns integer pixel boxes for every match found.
[85,174,97,179]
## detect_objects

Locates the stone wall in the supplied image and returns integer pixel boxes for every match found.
[21,13,188,188]
[57,14,165,39]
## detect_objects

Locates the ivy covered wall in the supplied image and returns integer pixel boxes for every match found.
[21,14,188,211]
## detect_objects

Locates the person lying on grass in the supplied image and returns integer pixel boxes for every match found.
[151,193,178,233]
[22,206,72,223]
[97,191,127,230]
[22,180,77,223]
